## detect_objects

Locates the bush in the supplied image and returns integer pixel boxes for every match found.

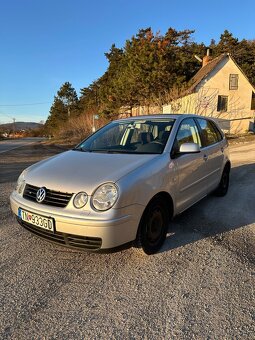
[55,114,108,144]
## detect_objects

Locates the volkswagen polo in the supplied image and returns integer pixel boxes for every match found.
[10,114,230,254]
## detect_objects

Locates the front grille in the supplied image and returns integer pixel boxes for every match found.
[23,184,73,208]
[18,219,102,251]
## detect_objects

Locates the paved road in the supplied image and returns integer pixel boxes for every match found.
[0,138,45,154]
[0,141,66,184]
[0,140,254,339]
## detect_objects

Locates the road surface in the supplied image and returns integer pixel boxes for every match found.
[0,138,45,154]
[0,139,254,339]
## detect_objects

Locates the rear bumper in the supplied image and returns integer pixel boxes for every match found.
[10,191,144,250]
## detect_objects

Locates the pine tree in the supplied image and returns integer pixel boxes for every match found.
[45,82,79,133]
[215,30,239,54]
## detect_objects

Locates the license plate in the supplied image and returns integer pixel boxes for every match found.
[18,208,54,232]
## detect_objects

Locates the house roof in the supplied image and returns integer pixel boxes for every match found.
[188,54,227,93]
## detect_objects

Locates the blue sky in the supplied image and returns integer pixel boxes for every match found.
[0,0,254,123]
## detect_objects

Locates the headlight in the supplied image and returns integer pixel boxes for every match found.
[73,192,88,209]
[16,172,26,195]
[91,183,118,211]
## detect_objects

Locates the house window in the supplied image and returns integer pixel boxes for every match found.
[217,95,228,112]
[251,92,255,110]
[229,74,238,90]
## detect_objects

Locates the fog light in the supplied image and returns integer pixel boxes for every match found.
[73,192,88,209]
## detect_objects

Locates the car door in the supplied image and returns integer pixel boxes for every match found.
[171,118,208,213]
[195,118,224,192]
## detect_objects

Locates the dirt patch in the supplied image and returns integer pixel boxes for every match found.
[43,138,78,148]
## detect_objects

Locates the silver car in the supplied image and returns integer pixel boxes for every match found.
[10,114,230,254]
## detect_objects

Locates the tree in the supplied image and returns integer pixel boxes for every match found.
[98,27,197,116]
[45,82,79,134]
[233,39,255,86]
[215,30,239,54]
[57,82,79,118]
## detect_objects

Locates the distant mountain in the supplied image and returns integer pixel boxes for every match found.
[0,122,43,130]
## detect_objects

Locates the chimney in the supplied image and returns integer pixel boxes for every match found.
[202,48,213,67]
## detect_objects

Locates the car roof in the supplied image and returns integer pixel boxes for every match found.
[116,113,203,122]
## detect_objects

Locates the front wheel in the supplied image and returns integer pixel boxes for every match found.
[215,165,230,197]
[135,197,170,255]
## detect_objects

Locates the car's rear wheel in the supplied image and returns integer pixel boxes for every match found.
[215,165,230,197]
[135,197,170,255]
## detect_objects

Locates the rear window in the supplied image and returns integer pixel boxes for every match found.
[196,118,222,147]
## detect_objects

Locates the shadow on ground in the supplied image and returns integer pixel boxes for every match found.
[161,162,255,261]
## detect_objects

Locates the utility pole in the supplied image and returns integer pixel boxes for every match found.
[92,85,100,133]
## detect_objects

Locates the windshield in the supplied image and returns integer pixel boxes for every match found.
[75,118,175,154]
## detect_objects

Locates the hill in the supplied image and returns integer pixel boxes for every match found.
[0,122,43,131]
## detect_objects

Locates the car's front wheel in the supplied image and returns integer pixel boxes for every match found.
[135,197,170,255]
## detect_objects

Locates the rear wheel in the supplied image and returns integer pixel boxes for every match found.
[215,165,230,197]
[135,197,170,255]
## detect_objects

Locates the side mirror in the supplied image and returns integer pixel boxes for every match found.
[179,142,200,153]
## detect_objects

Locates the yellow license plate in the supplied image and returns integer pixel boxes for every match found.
[18,208,54,232]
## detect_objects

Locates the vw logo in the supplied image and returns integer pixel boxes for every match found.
[36,187,46,203]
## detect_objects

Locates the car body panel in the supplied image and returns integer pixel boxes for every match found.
[24,150,160,195]
[201,141,225,192]
[172,152,208,212]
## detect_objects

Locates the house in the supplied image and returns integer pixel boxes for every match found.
[163,52,255,134]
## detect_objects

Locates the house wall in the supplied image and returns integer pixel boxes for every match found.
[119,105,161,118]
[163,57,255,134]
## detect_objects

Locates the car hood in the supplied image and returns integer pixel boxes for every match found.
[25,150,159,194]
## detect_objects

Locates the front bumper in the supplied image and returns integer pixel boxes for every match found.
[10,191,144,250]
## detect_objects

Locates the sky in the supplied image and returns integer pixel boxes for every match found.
[0,0,254,124]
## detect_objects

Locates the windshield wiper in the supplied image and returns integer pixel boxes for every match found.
[90,149,133,154]
[72,147,90,152]
[73,148,159,154]
[73,148,110,153]
[91,149,158,154]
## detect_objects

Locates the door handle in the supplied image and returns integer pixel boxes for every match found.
[203,154,208,161]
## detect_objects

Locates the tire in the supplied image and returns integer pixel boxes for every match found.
[135,197,170,255]
[215,165,230,197]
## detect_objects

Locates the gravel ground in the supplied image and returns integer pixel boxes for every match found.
[0,141,254,339]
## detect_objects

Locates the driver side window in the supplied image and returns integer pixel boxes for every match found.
[172,118,201,155]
